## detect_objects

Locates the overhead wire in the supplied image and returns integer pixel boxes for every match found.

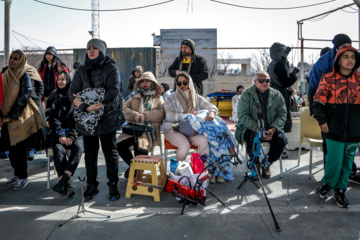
[209,0,336,10]
[341,8,358,13]
[12,32,25,47]
[12,30,82,48]
[33,0,174,11]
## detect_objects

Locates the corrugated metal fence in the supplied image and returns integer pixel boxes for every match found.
[73,48,157,97]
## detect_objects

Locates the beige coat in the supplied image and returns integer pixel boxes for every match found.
[116,72,165,152]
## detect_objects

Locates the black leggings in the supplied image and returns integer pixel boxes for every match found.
[117,137,148,166]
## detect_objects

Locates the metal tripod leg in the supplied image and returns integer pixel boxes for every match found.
[59,177,110,227]
[207,189,226,206]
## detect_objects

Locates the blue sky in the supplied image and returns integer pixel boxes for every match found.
[0,0,358,62]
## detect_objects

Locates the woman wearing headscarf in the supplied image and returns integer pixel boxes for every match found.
[117,72,165,178]
[160,82,172,102]
[0,50,44,190]
[161,72,217,170]
[69,38,121,201]
[49,71,83,198]
[38,46,69,98]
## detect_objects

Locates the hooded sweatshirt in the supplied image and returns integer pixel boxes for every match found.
[313,45,360,143]
[168,39,208,95]
[127,65,144,94]
[268,42,298,132]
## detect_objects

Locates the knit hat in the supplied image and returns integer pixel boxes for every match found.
[179,119,195,137]
[236,85,244,92]
[332,34,352,50]
[181,39,194,53]
[87,38,107,54]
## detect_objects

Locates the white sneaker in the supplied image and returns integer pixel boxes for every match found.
[14,178,29,190]
[5,176,18,185]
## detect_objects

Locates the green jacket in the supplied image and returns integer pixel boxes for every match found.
[235,85,287,145]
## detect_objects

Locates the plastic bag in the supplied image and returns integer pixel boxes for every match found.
[190,153,205,174]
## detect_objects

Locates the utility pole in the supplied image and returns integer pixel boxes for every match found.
[89,0,100,38]
[4,0,12,66]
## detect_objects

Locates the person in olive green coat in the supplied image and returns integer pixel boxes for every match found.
[235,71,287,178]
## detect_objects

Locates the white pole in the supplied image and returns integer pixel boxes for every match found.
[4,0,12,66]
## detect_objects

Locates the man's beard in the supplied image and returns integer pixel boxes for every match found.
[182,51,191,56]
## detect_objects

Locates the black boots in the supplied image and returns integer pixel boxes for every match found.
[84,183,99,202]
[52,173,75,198]
[108,182,120,201]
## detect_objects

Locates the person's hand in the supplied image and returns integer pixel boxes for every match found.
[72,94,83,108]
[59,137,67,145]
[45,121,50,128]
[205,111,215,121]
[1,117,10,127]
[320,123,329,133]
[65,138,73,146]
[87,103,103,112]
[264,130,273,141]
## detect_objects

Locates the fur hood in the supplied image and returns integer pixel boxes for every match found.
[132,71,162,96]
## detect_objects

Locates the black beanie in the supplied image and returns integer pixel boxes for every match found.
[320,47,331,56]
[181,39,194,53]
[332,34,352,49]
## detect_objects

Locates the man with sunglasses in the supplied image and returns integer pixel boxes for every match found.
[235,71,287,179]
[168,39,208,95]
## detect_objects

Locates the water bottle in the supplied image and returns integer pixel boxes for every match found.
[170,158,178,174]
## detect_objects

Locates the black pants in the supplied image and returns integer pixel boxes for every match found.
[52,138,83,177]
[9,138,30,179]
[83,131,119,185]
[244,129,286,164]
[117,137,148,166]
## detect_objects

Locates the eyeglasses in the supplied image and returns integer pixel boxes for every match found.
[176,81,188,86]
[257,79,270,83]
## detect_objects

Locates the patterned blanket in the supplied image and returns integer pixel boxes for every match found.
[185,110,235,181]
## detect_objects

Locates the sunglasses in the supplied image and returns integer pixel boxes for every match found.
[176,81,188,86]
[257,79,270,83]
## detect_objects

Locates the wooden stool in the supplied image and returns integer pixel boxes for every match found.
[125,155,166,202]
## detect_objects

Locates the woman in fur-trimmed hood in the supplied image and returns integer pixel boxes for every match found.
[116,71,165,178]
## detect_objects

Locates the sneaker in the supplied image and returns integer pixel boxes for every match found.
[334,189,349,208]
[5,176,18,185]
[348,174,360,185]
[108,182,120,201]
[0,151,9,159]
[281,152,288,159]
[216,176,225,183]
[209,175,216,184]
[315,183,331,199]
[262,166,271,179]
[27,149,36,161]
[84,184,99,202]
[14,178,29,190]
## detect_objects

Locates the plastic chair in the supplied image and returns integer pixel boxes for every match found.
[297,107,323,179]
[164,139,197,174]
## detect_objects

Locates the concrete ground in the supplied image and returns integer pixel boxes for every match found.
[1,137,360,240]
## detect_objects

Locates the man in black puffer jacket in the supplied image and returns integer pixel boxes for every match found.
[69,38,122,202]
[168,39,208,95]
